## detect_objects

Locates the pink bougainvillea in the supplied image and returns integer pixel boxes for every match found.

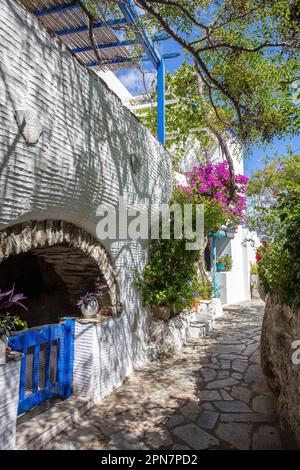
[178,161,248,225]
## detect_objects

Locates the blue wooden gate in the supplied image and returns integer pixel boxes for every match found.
[8,319,74,415]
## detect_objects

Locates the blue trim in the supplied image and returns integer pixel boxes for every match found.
[71,34,170,54]
[84,52,179,67]
[62,319,75,398]
[72,39,137,54]
[208,230,227,239]
[55,18,127,37]
[118,0,161,69]
[34,2,77,17]
[157,59,165,145]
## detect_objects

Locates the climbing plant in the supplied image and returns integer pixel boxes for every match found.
[135,161,248,313]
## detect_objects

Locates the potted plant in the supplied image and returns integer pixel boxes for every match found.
[191,290,201,310]
[0,285,28,365]
[217,254,233,272]
[77,280,109,318]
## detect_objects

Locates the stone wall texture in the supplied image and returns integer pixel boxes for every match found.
[0,354,21,450]
[261,295,300,448]
[0,0,172,387]
[148,310,193,360]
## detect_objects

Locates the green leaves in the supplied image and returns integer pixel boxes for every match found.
[136,1,299,154]
[250,153,300,307]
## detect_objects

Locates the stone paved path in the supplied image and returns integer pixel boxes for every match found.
[44,299,282,450]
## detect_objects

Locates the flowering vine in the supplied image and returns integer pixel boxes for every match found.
[178,161,248,226]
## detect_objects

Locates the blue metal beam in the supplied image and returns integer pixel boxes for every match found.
[34,2,77,17]
[54,17,127,37]
[117,1,161,69]
[157,59,165,145]
[84,52,179,67]
[71,34,169,54]
[73,39,137,54]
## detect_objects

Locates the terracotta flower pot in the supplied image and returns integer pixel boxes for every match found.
[152,305,172,322]
[191,299,200,310]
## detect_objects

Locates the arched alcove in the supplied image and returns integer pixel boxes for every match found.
[0,220,120,327]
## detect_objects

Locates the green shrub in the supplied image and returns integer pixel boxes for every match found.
[134,236,212,313]
[249,154,300,308]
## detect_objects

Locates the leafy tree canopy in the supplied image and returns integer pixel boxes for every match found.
[82,1,299,183]
[132,1,300,154]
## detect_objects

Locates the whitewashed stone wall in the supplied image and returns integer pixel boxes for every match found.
[261,295,300,448]
[74,317,142,402]
[0,0,172,379]
[0,353,21,450]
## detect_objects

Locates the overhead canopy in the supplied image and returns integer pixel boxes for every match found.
[18,1,182,144]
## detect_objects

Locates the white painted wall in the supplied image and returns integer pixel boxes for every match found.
[97,70,133,103]
[0,0,172,417]
[216,226,251,305]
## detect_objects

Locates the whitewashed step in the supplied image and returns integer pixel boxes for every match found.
[189,315,214,340]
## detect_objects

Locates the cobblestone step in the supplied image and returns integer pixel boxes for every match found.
[16,395,92,450]
[189,315,215,339]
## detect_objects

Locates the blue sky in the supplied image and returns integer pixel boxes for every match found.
[116,37,299,178]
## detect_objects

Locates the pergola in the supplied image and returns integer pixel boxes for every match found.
[20,0,179,145]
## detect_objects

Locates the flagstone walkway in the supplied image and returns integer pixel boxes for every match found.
[44,299,282,450]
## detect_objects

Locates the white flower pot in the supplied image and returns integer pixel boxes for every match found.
[80,297,99,318]
[0,336,7,365]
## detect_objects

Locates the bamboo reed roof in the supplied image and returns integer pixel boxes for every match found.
[20,0,141,71]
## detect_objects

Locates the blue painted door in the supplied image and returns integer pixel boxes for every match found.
[8,319,74,415]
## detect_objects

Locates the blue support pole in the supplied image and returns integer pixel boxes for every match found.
[157,59,166,145]
[85,53,178,68]
[63,319,74,398]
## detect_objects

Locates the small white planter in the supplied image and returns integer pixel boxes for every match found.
[80,297,99,318]
[0,336,7,365]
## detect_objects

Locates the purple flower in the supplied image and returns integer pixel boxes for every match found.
[178,161,248,225]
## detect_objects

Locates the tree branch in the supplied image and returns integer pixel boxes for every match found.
[135,0,245,135]
[195,72,236,196]
[77,0,102,63]
[143,0,209,32]
[197,41,299,53]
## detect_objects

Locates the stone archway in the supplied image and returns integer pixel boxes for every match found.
[0,220,120,326]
